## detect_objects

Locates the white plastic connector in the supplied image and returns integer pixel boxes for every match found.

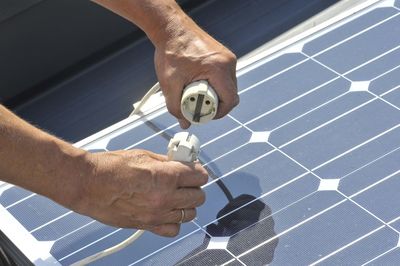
[181,80,218,124]
[167,132,200,162]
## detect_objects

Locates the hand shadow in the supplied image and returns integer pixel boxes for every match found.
[177,172,279,265]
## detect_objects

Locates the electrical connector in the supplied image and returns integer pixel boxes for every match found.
[167,132,200,162]
[181,80,218,124]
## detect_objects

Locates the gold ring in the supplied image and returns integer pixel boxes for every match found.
[179,209,185,224]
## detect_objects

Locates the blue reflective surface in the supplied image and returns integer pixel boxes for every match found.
[1,2,400,265]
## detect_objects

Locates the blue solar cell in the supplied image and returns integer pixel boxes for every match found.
[134,229,211,265]
[281,100,400,169]
[7,195,69,232]
[383,88,400,108]
[339,148,400,196]
[346,46,400,81]
[206,142,273,177]
[0,186,32,207]
[69,223,199,266]
[232,59,337,124]
[1,2,399,264]
[396,0,400,8]
[173,249,234,266]
[353,173,400,222]
[370,67,400,95]
[368,248,400,265]
[247,78,350,132]
[318,227,398,265]
[303,8,398,55]
[237,53,307,91]
[133,134,170,154]
[270,91,373,147]
[200,128,251,162]
[315,126,400,179]
[60,229,137,265]
[196,151,307,225]
[106,112,176,151]
[391,219,400,232]
[32,213,93,241]
[315,15,400,73]
[252,201,382,265]
[210,176,319,253]
[181,116,240,143]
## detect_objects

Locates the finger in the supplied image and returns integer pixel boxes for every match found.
[150,224,180,237]
[178,118,191,129]
[208,70,239,119]
[171,188,205,209]
[161,81,185,120]
[162,208,197,224]
[174,162,209,187]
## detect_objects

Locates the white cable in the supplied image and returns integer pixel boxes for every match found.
[71,132,200,265]
[70,230,145,266]
[130,82,161,116]
[72,83,160,266]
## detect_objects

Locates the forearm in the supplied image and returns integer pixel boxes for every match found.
[0,105,89,208]
[92,0,201,47]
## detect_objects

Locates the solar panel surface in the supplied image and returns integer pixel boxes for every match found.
[1,0,400,265]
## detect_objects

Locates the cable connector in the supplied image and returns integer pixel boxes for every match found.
[167,132,200,162]
[181,80,218,124]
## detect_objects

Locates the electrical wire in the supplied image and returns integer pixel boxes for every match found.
[72,81,230,265]
[71,82,160,266]
[130,82,161,116]
[70,230,144,266]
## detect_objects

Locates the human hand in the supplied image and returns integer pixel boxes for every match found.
[154,18,239,129]
[73,149,208,237]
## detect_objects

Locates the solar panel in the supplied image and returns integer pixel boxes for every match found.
[1,0,400,264]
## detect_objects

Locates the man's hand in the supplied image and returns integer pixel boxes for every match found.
[154,23,238,128]
[92,0,239,128]
[0,105,208,237]
[76,149,208,237]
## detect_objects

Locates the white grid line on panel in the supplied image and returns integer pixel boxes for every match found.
[347,170,400,199]
[30,211,73,234]
[123,122,179,151]
[201,172,312,230]
[312,124,400,171]
[381,85,400,97]
[340,146,400,180]
[203,142,251,167]
[230,115,400,257]
[129,227,206,266]
[59,228,123,262]
[55,220,97,242]
[242,42,400,131]
[309,225,386,265]
[5,193,36,209]
[311,12,400,59]
[236,199,347,259]
[207,190,320,246]
[278,97,377,149]
[362,246,399,265]
[237,7,400,97]
[306,52,400,112]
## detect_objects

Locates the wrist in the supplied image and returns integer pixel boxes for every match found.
[42,138,92,212]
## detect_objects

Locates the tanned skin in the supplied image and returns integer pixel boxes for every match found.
[0,0,238,237]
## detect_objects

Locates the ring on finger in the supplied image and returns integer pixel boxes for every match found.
[179,209,185,224]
